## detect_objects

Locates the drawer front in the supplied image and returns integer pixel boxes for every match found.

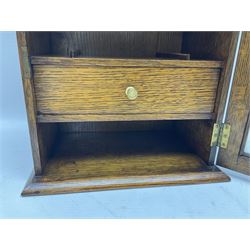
[33,65,220,115]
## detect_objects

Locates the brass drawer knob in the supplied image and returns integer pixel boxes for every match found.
[125,86,138,100]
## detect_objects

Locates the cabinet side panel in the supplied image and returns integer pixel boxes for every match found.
[38,123,59,168]
[176,120,214,163]
[17,32,42,174]
[179,32,238,163]
[17,32,56,174]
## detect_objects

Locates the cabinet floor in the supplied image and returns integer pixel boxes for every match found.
[0,121,249,218]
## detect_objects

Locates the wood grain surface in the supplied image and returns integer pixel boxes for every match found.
[22,170,230,196]
[16,32,56,174]
[22,130,229,196]
[218,32,250,175]
[37,111,215,123]
[31,56,223,68]
[49,32,183,58]
[181,32,238,164]
[58,120,175,133]
[32,59,221,120]
[176,120,215,164]
[17,31,235,196]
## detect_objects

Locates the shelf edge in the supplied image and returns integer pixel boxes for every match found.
[31,56,224,68]
[36,113,214,123]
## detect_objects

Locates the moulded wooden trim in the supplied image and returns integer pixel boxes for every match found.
[22,168,230,196]
[31,56,224,68]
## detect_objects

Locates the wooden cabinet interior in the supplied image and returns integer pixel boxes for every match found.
[17,32,238,196]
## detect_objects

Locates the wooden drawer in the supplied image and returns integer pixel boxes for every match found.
[32,57,222,122]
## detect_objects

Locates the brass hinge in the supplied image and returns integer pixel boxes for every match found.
[210,123,231,149]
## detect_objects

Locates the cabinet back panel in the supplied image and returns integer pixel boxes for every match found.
[49,32,183,58]
[58,120,175,133]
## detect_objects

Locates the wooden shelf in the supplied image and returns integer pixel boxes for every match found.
[22,130,229,196]
[37,113,215,123]
[31,56,224,68]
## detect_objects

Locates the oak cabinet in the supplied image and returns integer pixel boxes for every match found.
[17,31,250,196]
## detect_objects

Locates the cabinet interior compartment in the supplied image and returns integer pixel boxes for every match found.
[19,31,237,195]
[22,120,229,196]
[25,31,234,61]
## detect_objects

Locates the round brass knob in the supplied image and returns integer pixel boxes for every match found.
[125,86,138,100]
